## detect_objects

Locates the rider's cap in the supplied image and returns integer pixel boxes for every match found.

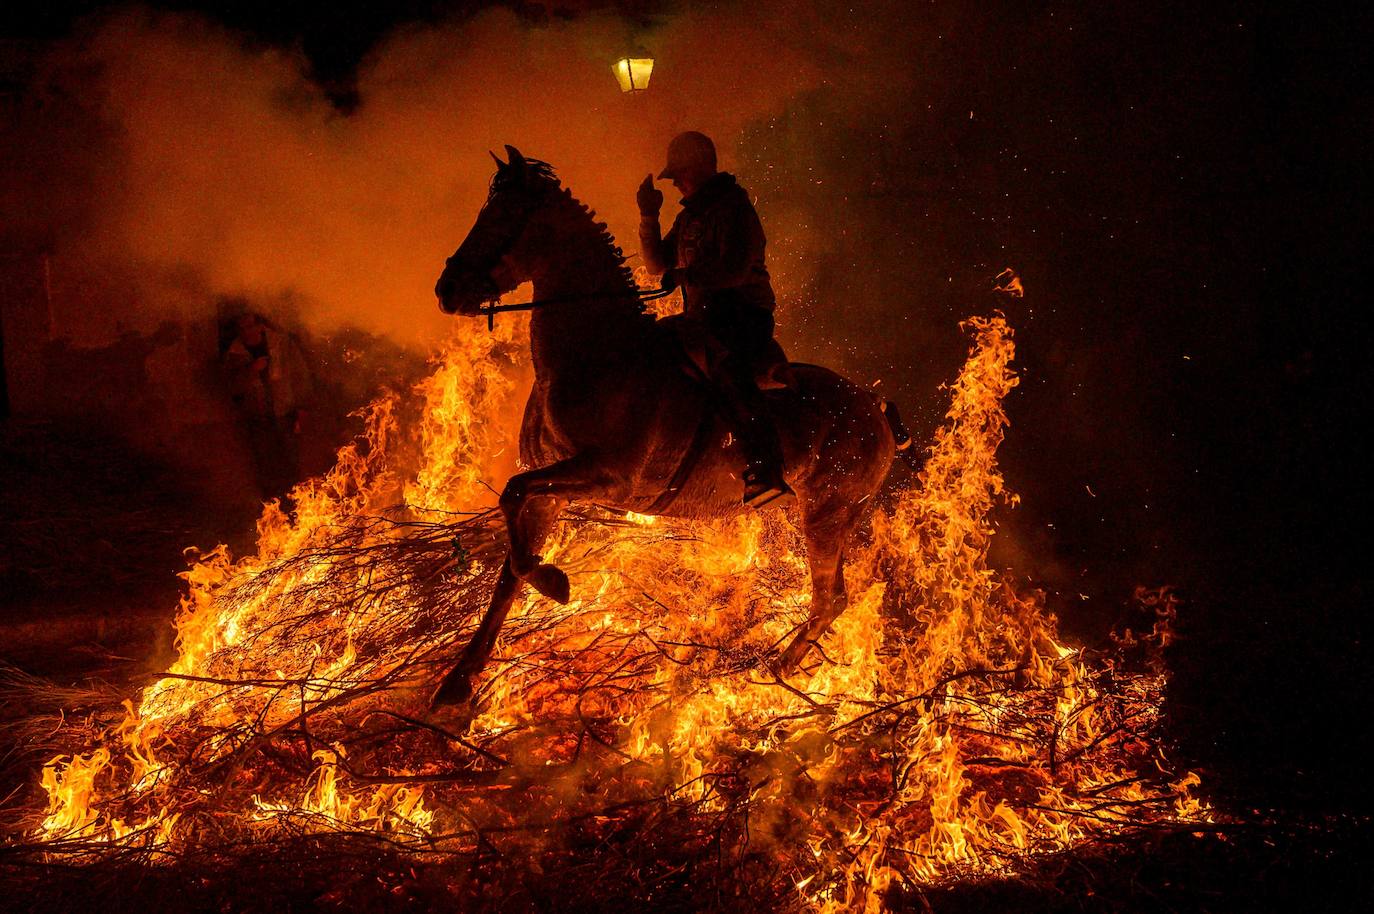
[658,131,717,181]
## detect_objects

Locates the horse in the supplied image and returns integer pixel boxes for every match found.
[430,146,904,707]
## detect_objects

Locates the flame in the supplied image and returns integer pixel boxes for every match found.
[26,310,1207,904]
[252,748,433,838]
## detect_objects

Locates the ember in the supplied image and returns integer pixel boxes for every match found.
[20,311,1206,907]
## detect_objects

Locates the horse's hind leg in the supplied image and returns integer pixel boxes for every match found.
[777,497,860,674]
[431,496,564,708]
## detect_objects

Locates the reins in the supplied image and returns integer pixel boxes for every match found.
[478,285,674,330]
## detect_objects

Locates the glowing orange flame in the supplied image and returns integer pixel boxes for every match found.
[31,311,1206,905]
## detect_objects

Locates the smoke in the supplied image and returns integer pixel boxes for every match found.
[9,1,923,349]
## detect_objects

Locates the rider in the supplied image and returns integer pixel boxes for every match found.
[637,131,794,508]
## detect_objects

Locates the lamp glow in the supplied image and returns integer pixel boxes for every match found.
[613,57,654,93]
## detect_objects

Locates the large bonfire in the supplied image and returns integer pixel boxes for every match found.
[22,308,1205,909]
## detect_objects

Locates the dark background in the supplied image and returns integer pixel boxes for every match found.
[2,0,1368,824]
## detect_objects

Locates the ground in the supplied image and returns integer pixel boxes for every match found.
[1,420,1369,912]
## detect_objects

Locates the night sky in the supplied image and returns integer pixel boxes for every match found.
[3,0,1368,814]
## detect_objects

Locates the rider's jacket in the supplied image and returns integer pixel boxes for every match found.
[639,172,776,318]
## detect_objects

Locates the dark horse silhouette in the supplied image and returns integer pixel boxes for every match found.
[431,146,902,707]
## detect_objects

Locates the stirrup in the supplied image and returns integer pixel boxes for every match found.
[743,469,794,509]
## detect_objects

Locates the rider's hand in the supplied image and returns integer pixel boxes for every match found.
[660,268,685,293]
[636,174,663,217]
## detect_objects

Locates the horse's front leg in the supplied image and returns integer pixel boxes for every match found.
[500,452,616,602]
[432,556,522,708]
[430,454,617,710]
[431,495,564,709]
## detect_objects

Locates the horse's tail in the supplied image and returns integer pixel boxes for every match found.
[880,399,920,468]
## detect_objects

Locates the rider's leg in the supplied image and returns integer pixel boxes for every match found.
[715,361,791,503]
[705,304,793,507]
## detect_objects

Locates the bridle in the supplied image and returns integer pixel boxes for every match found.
[475,285,675,331]
[448,169,675,329]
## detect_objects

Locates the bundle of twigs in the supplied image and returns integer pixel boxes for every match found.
[4,507,1194,909]
[2,316,1209,910]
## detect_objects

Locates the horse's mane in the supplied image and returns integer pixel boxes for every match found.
[488,156,560,195]
[497,158,646,320]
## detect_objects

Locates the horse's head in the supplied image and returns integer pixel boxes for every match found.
[435,145,558,315]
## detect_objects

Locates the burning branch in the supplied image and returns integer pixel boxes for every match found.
[7,316,1208,909]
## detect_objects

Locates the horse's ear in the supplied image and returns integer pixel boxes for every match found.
[504,145,527,172]
[489,149,506,168]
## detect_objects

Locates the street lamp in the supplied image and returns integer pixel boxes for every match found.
[613,55,654,93]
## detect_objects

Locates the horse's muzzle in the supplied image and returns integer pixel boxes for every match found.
[435,272,495,316]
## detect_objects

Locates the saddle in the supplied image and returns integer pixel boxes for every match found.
[639,314,794,516]
[659,313,795,391]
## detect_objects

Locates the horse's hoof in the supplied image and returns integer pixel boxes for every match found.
[774,635,811,676]
[430,667,476,709]
[527,563,571,603]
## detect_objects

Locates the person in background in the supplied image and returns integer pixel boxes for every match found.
[220,308,313,503]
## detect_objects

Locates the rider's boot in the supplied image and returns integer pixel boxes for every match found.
[722,379,794,509]
[743,458,793,508]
